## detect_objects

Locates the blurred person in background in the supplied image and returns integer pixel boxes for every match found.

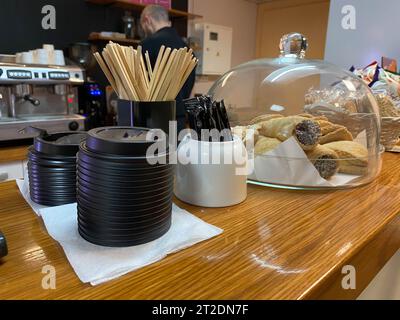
[140,4,196,133]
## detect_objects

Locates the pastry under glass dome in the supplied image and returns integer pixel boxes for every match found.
[209,33,382,190]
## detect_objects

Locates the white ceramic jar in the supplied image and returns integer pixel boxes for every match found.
[175,135,248,208]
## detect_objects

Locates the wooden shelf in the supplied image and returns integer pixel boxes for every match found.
[86,0,203,19]
[88,32,141,45]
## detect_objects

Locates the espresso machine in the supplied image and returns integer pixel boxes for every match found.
[0,54,85,141]
[69,43,107,130]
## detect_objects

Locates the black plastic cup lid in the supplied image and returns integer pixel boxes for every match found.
[29,180,77,189]
[30,196,76,206]
[28,172,76,179]
[0,231,8,259]
[85,127,168,157]
[28,173,76,180]
[34,132,87,156]
[29,188,77,198]
[78,214,171,234]
[29,148,77,160]
[32,200,75,207]
[29,186,76,196]
[78,205,172,225]
[77,151,169,170]
[77,190,173,211]
[78,217,171,240]
[77,186,172,206]
[76,174,172,193]
[78,199,171,216]
[29,183,77,192]
[30,185,76,197]
[28,155,77,163]
[78,221,171,247]
[28,162,77,171]
[77,180,171,198]
[76,184,172,202]
[78,218,172,237]
[28,163,76,173]
[77,201,172,218]
[77,170,173,189]
[77,156,170,174]
[30,196,77,205]
[28,176,77,184]
[77,161,172,178]
[77,166,173,184]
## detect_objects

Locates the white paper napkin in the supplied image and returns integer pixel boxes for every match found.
[248,137,361,187]
[16,178,223,285]
[16,177,47,215]
[39,203,222,286]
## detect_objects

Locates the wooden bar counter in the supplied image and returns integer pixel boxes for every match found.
[0,153,399,300]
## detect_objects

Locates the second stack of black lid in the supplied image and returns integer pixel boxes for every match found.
[77,127,174,247]
[28,131,87,207]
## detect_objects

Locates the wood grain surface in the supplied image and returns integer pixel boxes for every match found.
[0,153,399,300]
[0,146,29,164]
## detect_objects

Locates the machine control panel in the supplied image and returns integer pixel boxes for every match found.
[0,64,84,85]
[7,70,32,79]
[49,71,70,80]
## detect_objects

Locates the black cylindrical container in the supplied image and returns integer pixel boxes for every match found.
[77,127,174,248]
[0,231,8,259]
[117,100,176,134]
[28,132,87,206]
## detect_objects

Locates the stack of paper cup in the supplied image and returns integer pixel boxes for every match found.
[43,44,55,52]
[15,45,65,66]
[21,51,34,64]
[15,53,23,64]
[36,49,49,65]
[43,44,55,65]
[53,50,65,66]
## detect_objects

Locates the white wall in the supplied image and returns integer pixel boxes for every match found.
[358,250,400,300]
[325,0,400,69]
[188,0,258,95]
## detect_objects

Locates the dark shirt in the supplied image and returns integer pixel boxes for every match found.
[141,27,196,120]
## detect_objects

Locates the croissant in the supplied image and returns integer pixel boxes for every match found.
[259,116,321,150]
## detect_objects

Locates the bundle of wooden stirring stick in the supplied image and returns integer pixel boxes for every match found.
[94,42,198,102]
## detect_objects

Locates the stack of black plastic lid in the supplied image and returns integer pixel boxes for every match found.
[77,127,174,247]
[28,131,87,206]
[0,231,7,259]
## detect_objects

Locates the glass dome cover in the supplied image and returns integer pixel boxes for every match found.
[209,33,382,190]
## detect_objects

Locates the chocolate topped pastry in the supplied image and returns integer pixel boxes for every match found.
[260,116,321,150]
[259,116,322,151]
[294,120,321,150]
[306,145,339,180]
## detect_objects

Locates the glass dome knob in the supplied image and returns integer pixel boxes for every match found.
[279,33,308,59]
